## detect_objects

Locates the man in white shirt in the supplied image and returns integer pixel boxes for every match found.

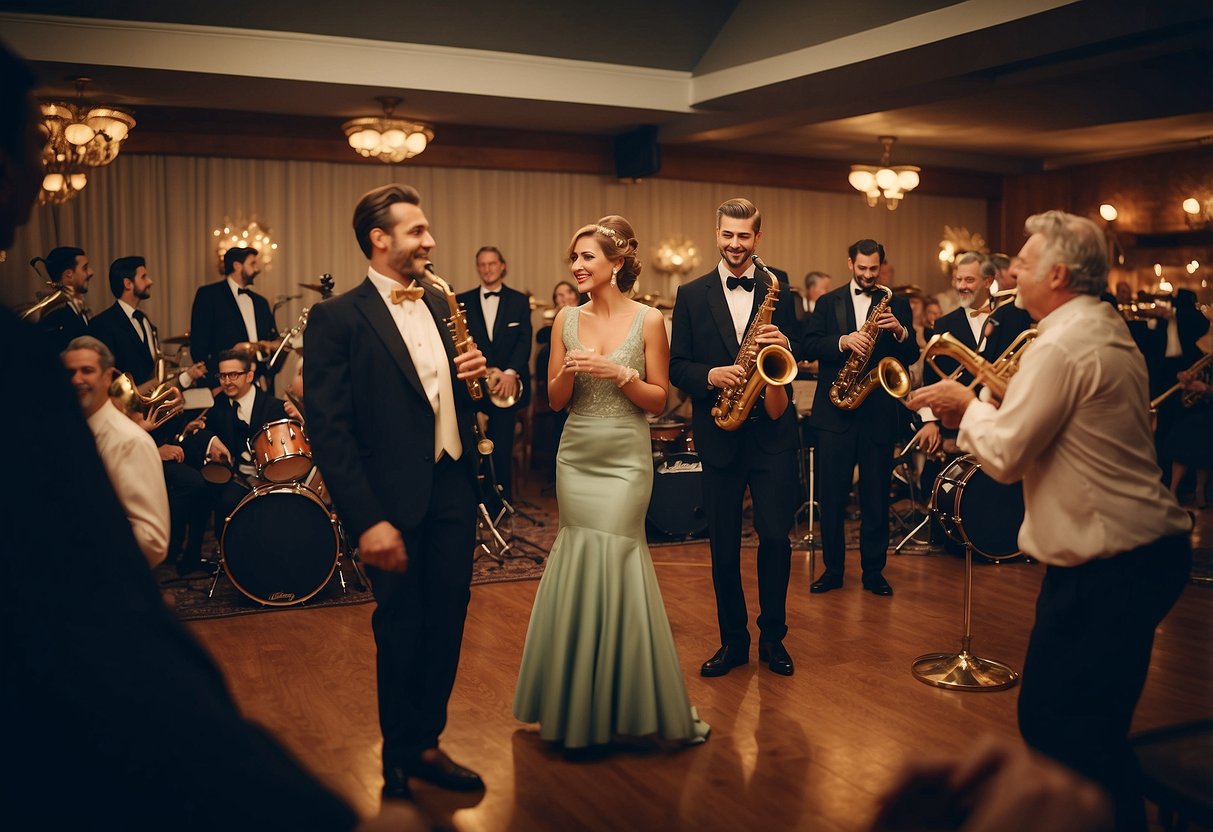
[909,210,1192,830]
[63,336,169,567]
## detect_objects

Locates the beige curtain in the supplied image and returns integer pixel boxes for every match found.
[3,154,985,344]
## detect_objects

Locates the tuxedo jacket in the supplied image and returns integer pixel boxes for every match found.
[668,266,800,468]
[189,280,279,378]
[90,301,158,384]
[183,388,287,469]
[304,277,478,540]
[456,283,533,408]
[801,284,919,436]
[981,303,1035,367]
[923,306,982,387]
[37,302,89,355]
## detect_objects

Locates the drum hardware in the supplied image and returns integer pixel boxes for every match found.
[910,453,1022,691]
[791,415,818,573]
[889,438,933,552]
[472,425,545,565]
[160,332,190,346]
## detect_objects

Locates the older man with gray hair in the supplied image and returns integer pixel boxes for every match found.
[62,335,169,567]
[909,210,1192,830]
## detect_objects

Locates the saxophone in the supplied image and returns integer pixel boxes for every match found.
[829,284,909,409]
[421,262,484,401]
[711,255,798,431]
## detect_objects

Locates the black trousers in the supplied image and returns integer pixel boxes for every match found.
[163,461,208,564]
[1018,534,1191,832]
[815,422,895,579]
[702,431,797,648]
[366,456,476,769]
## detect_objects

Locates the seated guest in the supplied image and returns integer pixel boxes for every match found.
[33,245,94,352]
[183,349,293,533]
[62,335,169,568]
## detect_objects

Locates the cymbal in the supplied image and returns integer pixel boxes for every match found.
[300,282,327,293]
[161,333,190,345]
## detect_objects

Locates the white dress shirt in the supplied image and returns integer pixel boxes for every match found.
[227,276,259,342]
[207,385,258,475]
[717,260,757,345]
[958,295,1190,566]
[119,300,195,388]
[967,309,989,350]
[87,399,170,567]
[479,286,500,342]
[367,267,462,461]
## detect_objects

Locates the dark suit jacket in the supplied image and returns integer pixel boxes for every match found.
[37,302,89,354]
[189,280,279,379]
[923,306,982,387]
[1,307,356,829]
[90,301,158,384]
[980,303,1035,366]
[801,284,919,436]
[669,266,800,467]
[457,283,533,408]
[183,388,288,469]
[304,277,478,539]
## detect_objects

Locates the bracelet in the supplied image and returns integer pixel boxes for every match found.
[615,367,640,388]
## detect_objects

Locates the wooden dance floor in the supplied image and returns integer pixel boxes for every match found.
[191,489,1213,831]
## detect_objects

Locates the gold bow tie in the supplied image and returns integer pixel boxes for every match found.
[390,284,425,304]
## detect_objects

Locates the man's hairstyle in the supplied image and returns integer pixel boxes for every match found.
[804,271,830,290]
[38,246,85,283]
[848,239,885,264]
[217,349,253,372]
[352,184,422,259]
[475,245,507,278]
[108,256,146,298]
[64,335,115,370]
[990,252,1011,271]
[223,246,257,276]
[1023,210,1108,297]
[954,251,990,272]
[980,260,998,281]
[716,198,761,232]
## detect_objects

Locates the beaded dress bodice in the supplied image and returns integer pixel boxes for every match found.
[563,306,647,417]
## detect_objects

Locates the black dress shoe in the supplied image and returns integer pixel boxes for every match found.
[758,641,794,676]
[404,749,484,792]
[382,767,413,800]
[810,572,843,593]
[863,576,894,596]
[700,644,749,677]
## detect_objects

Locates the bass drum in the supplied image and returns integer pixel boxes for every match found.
[646,452,708,539]
[220,483,338,605]
[930,454,1024,560]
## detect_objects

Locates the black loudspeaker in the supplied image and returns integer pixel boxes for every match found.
[613,126,661,180]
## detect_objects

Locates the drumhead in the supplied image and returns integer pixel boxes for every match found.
[647,452,707,538]
[221,484,338,605]
[930,455,1023,559]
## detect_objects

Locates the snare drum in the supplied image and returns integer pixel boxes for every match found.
[930,454,1024,560]
[251,418,312,483]
[200,459,233,484]
[220,483,338,605]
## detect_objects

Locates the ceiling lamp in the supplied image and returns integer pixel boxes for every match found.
[848,136,920,211]
[342,97,434,163]
[39,78,135,205]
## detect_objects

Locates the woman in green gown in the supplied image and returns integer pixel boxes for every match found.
[512,216,709,749]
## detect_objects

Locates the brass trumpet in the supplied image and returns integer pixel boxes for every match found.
[922,328,1038,400]
[110,372,185,430]
[1150,351,1213,411]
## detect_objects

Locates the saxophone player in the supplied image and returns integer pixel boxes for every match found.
[802,239,919,596]
[669,198,800,678]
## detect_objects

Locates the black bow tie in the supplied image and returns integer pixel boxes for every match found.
[237,287,251,296]
[854,286,876,296]
[132,309,146,321]
[726,275,755,292]
[483,290,501,298]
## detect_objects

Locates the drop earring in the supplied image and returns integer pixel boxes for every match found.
[610,268,618,288]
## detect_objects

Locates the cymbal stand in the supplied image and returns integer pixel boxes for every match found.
[474,436,545,564]
[484,460,546,563]
[893,438,933,554]
[911,542,1019,691]
[792,419,818,574]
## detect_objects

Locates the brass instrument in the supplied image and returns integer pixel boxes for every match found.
[829,284,896,409]
[921,327,1038,401]
[421,262,484,401]
[19,284,70,321]
[231,339,281,364]
[971,287,1018,316]
[175,407,210,443]
[485,367,523,409]
[711,255,798,431]
[110,371,184,430]
[1150,351,1213,412]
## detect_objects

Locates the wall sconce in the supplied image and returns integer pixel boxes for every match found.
[1098,203,1118,222]
[1183,196,1213,229]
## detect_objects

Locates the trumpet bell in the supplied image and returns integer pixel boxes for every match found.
[877,357,911,398]
[756,344,798,387]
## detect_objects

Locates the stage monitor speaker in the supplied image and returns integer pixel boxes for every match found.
[614,126,661,180]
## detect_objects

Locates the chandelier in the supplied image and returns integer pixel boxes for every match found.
[212,218,278,273]
[847,136,920,211]
[39,78,136,205]
[342,97,434,163]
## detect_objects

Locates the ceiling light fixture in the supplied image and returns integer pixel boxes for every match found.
[848,136,920,211]
[39,77,135,205]
[342,96,434,164]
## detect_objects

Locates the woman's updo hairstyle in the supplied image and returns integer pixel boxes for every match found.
[567,214,642,293]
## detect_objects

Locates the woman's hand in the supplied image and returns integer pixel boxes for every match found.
[564,348,621,380]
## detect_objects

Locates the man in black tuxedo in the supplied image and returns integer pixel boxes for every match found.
[669,197,800,678]
[34,245,93,352]
[981,258,1036,366]
[803,239,919,596]
[457,245,533,502]
[305,184,488,800]
[183,349,291,535]
[91,255,213,574]
[189,245,279,385]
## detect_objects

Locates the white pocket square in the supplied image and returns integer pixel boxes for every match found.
[507,321,520,327]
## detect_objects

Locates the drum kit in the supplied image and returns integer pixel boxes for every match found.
[645,418,707,539]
